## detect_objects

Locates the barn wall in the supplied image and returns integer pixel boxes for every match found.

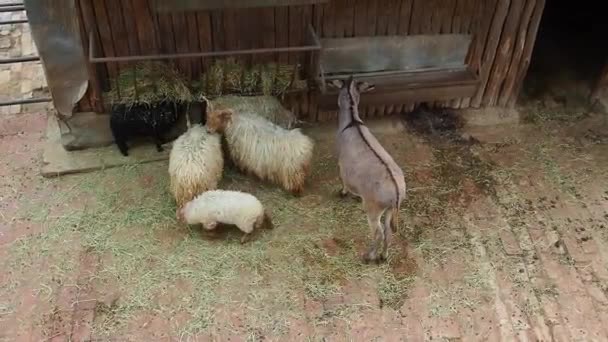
[75,0,546,121]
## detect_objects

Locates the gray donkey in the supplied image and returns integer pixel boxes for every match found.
[330,76,407,263]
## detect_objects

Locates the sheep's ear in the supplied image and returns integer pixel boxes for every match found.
[220,109,233,123]
[327,79,344,89]
[356,82,375,93]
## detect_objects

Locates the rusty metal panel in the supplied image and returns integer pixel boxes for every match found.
[321,34,472,75]
[153,0,327,12]
[24,0,88,117]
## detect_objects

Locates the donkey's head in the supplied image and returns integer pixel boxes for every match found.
[328,76,375,127]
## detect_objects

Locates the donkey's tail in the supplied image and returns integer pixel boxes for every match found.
[389,206,400,233]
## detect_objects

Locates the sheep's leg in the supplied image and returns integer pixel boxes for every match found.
[112,130,129,156]
[153,132,164,152]
[362,203,386,264]
[115,139,129,157]
[110,121,129,156]
[240,233,251,244]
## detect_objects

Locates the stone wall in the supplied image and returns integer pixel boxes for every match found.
[0,0,50,116]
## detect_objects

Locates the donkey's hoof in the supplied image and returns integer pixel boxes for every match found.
[362,249,385,264]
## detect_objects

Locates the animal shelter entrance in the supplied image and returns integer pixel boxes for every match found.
[522,0,608,107]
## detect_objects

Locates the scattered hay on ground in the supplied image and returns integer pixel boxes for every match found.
[2,161,409,338]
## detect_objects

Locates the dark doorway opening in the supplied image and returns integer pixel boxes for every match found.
[522,0,607,107]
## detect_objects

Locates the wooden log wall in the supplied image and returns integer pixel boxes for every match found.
[74,0,546,121]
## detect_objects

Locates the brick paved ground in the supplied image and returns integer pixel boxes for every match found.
[1,11,608,342]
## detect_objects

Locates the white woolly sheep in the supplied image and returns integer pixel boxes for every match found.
[176,190,273,243]
[210,95,300,129]
[168,119,226,208]
[206,107,314,195]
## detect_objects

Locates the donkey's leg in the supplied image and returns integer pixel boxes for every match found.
[363,203,387,264]
[381,209,394,261]
[338,177,350,198]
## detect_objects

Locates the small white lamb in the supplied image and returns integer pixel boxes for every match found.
[176,190,273,243]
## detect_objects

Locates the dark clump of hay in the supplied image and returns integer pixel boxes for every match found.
[404,104,465,138]
[105,62,193,106]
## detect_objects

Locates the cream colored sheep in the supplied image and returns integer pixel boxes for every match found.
[176,190,273,243]
[206,108,314,195]
[210,95,299,129]
[168,123,224,208]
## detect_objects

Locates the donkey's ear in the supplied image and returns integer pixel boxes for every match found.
[328,79,344,89]
[357,82,375,93]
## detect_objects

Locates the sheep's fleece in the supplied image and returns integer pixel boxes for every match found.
[181,190,265,233]
[169,125,223,207]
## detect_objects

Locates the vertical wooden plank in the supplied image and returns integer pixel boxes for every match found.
[409,0,424,35]
[430,0,443,34]
[120,0,140,55]
[91,0,118,79]
[441,0,458,34]
[156,13,176,54]
[261,8,276,54]
[470,0,510,108]
[310,4,323,122]
[186,13,202,79]
[331,0,346,39]
[458,0,483,108]
[196,11,213,70]
[210,11,225,52]
[376,0,391,36]
[508,0,545,107]
[343,0,355,37]
[299,5,313,117]
[498,0,535,106]
[131,0,157,54]
[275,7,289,64]
[171,13,192,79]
[386,0,402,35]
[365,0,379,118]
[105,0,131,71]
[288,6,304,64]
[483,0,525,106]
[448,0,467,108]
[76,0,105,112]
[384,0,402,115]
[398,0,414,35]
[354,0,368,37]
[396,0,414,113]
[223,10,238,51]
[322,1,336,38]
[439,0,459,108]
[376,0,393,116]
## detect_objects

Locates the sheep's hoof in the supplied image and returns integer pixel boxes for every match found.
[337,189,348,198]
[240,233,251,244]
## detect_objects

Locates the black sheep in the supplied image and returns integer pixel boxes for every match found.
[110,101,183,156]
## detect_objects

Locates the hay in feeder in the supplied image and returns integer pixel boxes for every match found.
[222,58,244,93]
[209,95,298,129]
[195,60,307,99]
[105,62,193,106]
